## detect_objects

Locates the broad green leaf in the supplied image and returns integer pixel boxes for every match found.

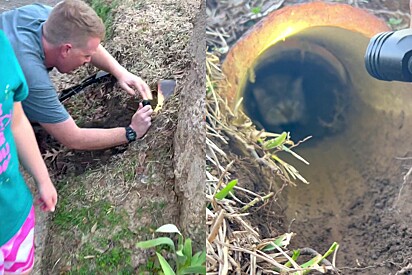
[178,235,184,248]
[183,238,193,265]
[136,237,175,251]
[156,224,182,235]
[191,251,206,266]
[181,265,206,274]
[156,252,176,275]
[215,179,238,200]
[177,253,187,266]
[263,132,287,150]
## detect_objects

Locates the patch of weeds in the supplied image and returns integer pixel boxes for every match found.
[53,192,123,233]
[137,224,206,274]
[86,0,119,38]
[74,242,134,274]
[51,180,139,273]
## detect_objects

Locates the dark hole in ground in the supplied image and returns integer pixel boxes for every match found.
[34,90,146,177]
[243,37,350,144]
[34,78,164,178]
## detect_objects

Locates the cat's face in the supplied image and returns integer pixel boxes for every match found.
[252,74,306,126]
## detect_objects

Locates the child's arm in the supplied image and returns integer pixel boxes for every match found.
[12,102,57,212]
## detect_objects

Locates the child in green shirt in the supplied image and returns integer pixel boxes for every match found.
[0,30,57,275]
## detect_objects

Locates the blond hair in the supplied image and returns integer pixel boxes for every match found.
[43,0,105,48]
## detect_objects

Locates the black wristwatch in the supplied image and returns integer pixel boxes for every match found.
[125,126,137,143]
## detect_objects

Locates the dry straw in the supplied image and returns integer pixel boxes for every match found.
[206,1,340,274]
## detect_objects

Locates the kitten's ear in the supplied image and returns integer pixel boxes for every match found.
[289,77,304,93]
[252,87,266,100]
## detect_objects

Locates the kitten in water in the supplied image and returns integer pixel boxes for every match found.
[252,74,306,127]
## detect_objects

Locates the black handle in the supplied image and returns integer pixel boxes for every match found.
[58,71,115,102]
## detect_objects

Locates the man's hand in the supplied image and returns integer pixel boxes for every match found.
[130,103,153,139]
[117,70,152,100]
[36,180,58,212]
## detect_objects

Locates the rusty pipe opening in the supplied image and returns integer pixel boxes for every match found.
[222,2,402,143]
[243,30,352,141]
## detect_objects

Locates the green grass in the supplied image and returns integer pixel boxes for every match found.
[49,175,172,274]
[51,179,136,274]
[86,0,119,39]
[53,191,123,233]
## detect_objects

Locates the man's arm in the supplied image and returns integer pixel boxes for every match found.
[91,45,152,99]
[40,103,153,151]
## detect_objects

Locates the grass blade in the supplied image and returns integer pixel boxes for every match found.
[215,179,238,200]
[156,252,176,275]
[181,266,206,274]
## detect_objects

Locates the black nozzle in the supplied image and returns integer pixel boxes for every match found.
[142,100,151,107]
[365,29,412,82]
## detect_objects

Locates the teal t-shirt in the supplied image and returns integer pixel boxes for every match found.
[0,30,33,246]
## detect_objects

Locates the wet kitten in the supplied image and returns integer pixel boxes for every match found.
[252,75,306,127]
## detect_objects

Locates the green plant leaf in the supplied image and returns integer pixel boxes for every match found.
[183,238,192,265]
[177,252,187,266]
[300,254,322,269]
[181,265,206,274]
[263,132,287,150]
[156,224,182,235]
[262,233,293,251]
[156,252,176,275]
[177,235,184,252]
[285,250,300,268]
[251,6,261,15]
[191,251,206,266]
[136,237,175,251]
[388,18,402,26]
[215,179,238,200]
[299,242,339,273]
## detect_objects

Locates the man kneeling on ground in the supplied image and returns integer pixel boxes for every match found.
[0,0,153,150]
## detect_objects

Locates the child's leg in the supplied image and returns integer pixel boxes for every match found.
[0,206,35,275]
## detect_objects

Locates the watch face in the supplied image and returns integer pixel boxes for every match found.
[126,127,137,142]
